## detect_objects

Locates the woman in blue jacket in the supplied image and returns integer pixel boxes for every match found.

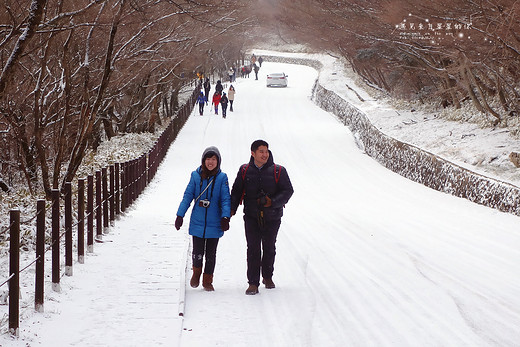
[197,91,206,116]
[175,146,231,291]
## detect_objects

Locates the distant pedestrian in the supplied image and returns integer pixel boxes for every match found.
[175,146,231,291]
[215,80,223,94]
[258,56,263,67]
[203,78,211,105]
[228,85,235,112]
[228,68,234,83]
[197,91,206,116]
[212,91,222,115]
[220,92,229,118]
[253,63,259,80]
[251,54,257,66]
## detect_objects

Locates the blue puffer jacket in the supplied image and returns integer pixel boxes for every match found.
[177,167,231,239]
[197,92,206,104]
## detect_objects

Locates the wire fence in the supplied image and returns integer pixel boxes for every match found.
[1,85,198,337]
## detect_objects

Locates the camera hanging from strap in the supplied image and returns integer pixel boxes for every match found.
[195,176,216,204]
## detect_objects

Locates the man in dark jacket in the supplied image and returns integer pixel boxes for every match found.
[230,139,294,295]
[220,92,229,118]
[203,78,210,104]
[215,80,223,94]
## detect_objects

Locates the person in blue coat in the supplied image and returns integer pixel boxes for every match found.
[196,91,206,116]
[175,146,231,291]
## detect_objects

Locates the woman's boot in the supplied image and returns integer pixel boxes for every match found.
[190,267,202,288]
[202,273,214,291]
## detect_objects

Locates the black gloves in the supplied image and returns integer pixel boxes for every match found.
[220,217,230,231]
[175,216,183,230]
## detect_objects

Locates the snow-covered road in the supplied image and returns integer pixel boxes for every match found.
[3,62,520,346]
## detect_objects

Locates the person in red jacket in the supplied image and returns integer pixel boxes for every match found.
[212,91,222,115]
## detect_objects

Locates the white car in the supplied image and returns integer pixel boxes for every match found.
[266,73,288,87]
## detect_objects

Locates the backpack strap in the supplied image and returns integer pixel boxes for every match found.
[239,164,249,205]
[273,164,282,184]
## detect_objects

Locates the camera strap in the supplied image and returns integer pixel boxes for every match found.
[195,178,214,203]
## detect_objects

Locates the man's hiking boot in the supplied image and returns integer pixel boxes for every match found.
[262,278,275,289]
[245,284,259,295]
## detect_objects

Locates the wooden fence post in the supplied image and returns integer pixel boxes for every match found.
[87,175,94,252]
[109,165,115,223]
[51,189,61,292]
[148,147,153,183]
[102,167,109,230]
[140,155,145,195]
[35,200,45,312]
[96,170,102,240]
[115,162,120,215]
[9,209,20,337]
[78,179,85,263]
[121,161,126,212]
[130,159,135,205]
[64,182,73,276]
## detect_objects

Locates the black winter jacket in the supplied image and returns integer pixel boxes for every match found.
[230,151,293,221]
[220,95,229,107]
[215,81,223,94]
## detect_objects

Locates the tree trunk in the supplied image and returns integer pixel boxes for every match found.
[466,66,501,123]
[0,0,47,98]
[461,65,485,114]
[0,177,9,193]
[54,30,74,191]
[62,0,126,186]
[33,39,53,198]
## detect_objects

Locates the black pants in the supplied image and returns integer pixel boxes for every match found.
[229,100,234,111]
[222,104,227,118]
[198,102,204,115]
[192,236,219,275]
[244,215,281,286]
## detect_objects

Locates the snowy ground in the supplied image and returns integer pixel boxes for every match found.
[1,59,519,346]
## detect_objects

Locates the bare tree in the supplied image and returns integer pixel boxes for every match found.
[268,0,520,124]
[0,0,251,198]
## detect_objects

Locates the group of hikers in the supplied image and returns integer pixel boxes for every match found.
[196,55,264,118]
[229,55,263,81]
[175,140,294,295]
[197,78,235,118]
